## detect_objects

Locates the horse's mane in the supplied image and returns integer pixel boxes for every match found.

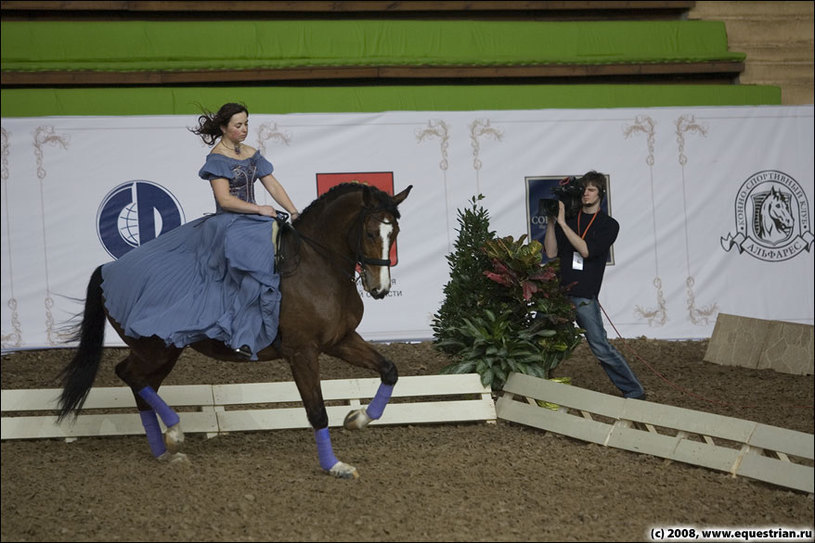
[296,183,401,224]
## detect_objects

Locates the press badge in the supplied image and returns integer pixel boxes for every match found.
[572,252,584,271]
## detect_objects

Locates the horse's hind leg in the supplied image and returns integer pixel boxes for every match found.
[325,332,397,430]
[115,344,185,462]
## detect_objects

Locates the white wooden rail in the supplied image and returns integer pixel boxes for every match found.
[1,374,496,440]
[6,370,811,494]
[496,372,814,494]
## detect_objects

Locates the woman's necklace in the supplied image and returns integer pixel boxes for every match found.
[221,138,241,155]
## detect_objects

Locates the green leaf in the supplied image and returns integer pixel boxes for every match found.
[525,364,547,378]
[481,368,494,388]
[439,361,477,375]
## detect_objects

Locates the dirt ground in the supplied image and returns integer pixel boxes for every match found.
[1,339,813,542]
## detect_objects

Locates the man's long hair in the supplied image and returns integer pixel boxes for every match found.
[579,170,607,201]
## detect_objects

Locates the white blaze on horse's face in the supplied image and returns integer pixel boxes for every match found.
[375,219,393,287]
[361,214,397,299]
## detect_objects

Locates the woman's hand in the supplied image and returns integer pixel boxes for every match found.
[255,205,278,218]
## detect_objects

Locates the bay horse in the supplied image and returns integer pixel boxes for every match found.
[58,183,412,479]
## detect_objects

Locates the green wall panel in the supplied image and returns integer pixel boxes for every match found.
[2,19,744,72]
[0,85,781,118]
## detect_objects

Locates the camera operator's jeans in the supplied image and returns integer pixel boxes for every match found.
[571,296,645,399]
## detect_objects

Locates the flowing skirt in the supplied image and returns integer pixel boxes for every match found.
[101,213,280,360]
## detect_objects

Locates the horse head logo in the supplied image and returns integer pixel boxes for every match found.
[755,185,794,245]
[723,171,813,262]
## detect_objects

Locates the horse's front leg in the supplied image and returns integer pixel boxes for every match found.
[325,332,397,430]
[288,349,359,479]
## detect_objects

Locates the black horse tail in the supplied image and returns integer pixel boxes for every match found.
[58,265,106,422]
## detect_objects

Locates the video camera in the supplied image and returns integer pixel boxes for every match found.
[539,176,584,220]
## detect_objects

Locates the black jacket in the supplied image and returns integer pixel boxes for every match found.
[554,210,619,299]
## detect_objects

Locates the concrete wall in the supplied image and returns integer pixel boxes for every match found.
[704,314,814,375]
[689,1,814,105]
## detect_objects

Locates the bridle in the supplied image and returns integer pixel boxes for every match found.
[354,209,394,268]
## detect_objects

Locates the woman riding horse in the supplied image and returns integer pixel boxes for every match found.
[57,103,412,478]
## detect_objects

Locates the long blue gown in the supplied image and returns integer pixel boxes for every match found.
[100,151,281,360]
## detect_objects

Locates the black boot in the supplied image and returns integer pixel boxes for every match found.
[234,345,252,359]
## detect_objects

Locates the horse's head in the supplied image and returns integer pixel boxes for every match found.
[356,185,412,299]
[759,186,794,241]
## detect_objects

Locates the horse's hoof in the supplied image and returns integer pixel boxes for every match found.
[328,461,359,479]
[164,423,185,453]
[157,452,189,464]
[343,409,371,430]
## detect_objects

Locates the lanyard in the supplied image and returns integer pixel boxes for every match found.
[577,212,598,240]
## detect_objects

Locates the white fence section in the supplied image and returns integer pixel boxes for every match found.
[4,370,811,494]
[0,374,496,440]
[496,372,814,494]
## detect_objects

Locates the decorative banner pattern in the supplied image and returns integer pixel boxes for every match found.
[1,106,812,350]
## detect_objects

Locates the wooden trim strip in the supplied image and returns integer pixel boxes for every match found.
[1,61,742,87]
[1,1,697,15]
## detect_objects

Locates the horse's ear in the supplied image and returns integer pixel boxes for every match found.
[392,185,413,206]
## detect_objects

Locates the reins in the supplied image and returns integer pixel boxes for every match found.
[280,225,357,282]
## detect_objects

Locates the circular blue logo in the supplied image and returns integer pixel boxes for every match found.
[97,181,185,259]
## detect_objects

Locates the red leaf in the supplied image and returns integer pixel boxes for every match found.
[522,281,538,301]
[491,259,511,275]
[484,271,513,286]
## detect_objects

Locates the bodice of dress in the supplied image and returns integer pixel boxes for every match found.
[198,151,275,213]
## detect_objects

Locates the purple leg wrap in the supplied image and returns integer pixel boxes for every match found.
[137,386,180,428]
[315,428,339,471]
[365,383,394,420]
[139,410,167,458]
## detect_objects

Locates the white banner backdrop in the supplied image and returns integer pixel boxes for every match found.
[1,106,813,351]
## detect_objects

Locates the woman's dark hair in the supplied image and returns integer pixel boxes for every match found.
[190,102,249,146]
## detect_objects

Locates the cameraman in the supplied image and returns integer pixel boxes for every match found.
[543,171,646,400]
